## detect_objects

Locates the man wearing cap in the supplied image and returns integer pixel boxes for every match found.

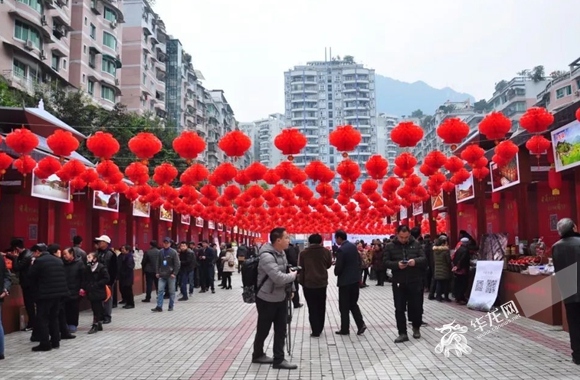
[152,238,180,312]
[94,235,117,324]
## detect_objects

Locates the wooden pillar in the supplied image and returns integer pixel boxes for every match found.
[124,201,135,248]
[516,151,531,241]
[151,209,159,242]
[38,199,49,244]
[445,190,458,247]
[425,198,437,237]
[474,177,487,243]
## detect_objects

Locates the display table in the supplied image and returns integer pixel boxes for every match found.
[499,271,562,326]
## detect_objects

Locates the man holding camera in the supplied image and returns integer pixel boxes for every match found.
[252,227,298,370]
[384,225,427,343]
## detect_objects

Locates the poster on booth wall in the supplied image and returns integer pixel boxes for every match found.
[467,260,504,312]
[31,172,70,203]
[93,191,119,212]
[455,172,475,203]
[208,220,215,230]
[551,119,580,172]
[233,226,238,233]
[490,155,520,192]
[159,205,173,222]
[400,206,408,220]
[181,214,191,225]
[195,217,203,228]
[431,190,444,210]
[217,223,223,231]
[412,202,423,216]
[132,200,150,218]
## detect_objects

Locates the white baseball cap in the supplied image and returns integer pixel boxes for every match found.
[95,235,111,244]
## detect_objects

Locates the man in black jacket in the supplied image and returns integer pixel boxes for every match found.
[8,238,35,331]
[141,240,160,302]
[94,235,117,324]
[178,241,196,301]
[199,240,216,293]
[334,230,366,336]
[0,248,12,360]
[384,225,427,343]
[552,218,580,365]
[28,243,70,352]
[285,243,303,308]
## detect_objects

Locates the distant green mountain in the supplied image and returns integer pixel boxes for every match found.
[375,74,475,117]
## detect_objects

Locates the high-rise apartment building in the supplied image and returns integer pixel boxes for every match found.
[240,113,285,168]
[284,56,377,184]
[1,0,124,110]
[376,113,399,165]
[536,57,580,112]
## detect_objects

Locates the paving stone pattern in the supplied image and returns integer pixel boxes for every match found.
[1,271,577,380]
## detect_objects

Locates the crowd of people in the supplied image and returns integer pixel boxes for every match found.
[0,235,259,359]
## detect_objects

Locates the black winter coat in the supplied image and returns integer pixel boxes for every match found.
[552,233,580,304]
[141,247,160,274]
[14,249,33,288]
[179,249,196,273]
[63,257,84,300]
[334,241,361,287]
[82,264,110,301]
[118,253,135,287]
[0,256,12,304]
[28,252,70,300]
[383,237,427,285]
[97,248,117,285]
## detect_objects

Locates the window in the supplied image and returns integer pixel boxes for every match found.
[104,7,117,22]
[82,74,86,83]
[62,59,67,70]
[328,111,333,118]
[143,51,147,64]
[14,20,41,49]
[102,57,116,76]
[327,84,332,91]
[13,59,26,79]
[51,55,60,71]
[88,80,94,95]
[577,79,580,91]
[83,45,87,54]
[89,52,96,68]
[90,24,96,39]
[328,102,332,109]
[84,17,88,26]
[556,85,572,99]
[328,94,332,100]
[17,0,43,14]
[101,85,115,102]
[103,32,116,50]
[142,73,146,85]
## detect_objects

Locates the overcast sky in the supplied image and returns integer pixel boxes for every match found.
[154,0,580,122]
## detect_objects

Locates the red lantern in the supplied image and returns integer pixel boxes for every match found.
[246,162,268,182]
[58,159,86,182]
[213,162,238,183]
[460,145,485,166]
[125,162,149,185]
[6,128,38,155]
[442,181,455,194]
[424,150,447,170]
[450,168,470,185]
[329,125,362,157]
[0,153,14,177]
[14,155,36,177]
[218,130,252,158]
[443,156,464,173]
[365,155,388,180]
[576,107,580,122]
[478,112,511,142]
[128,132,162,164]
[305,161,334,183]
[173,131,206,164]
[336,159,361,182]
[63,200,74,219]
[263,169,280,185]
[153,163,178,186]
[495,140,519,162]
[548,168,562,195]
[391,122,424,148]
[86,131,120,160]
[525,135,551,158]
[235,169,250,186]
[35,157,62,179]
[437,118,470,150]
[47,129,79,159]
[361,179,378,195]
[492,191,501,209]
[472,167,489,181]
[520,107,554,134]
[274,128,307,160]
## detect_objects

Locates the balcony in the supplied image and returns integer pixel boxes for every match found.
[291,96,318,102]
[9,6,53,42]
[1,70,37,95]
[291,87,317,94]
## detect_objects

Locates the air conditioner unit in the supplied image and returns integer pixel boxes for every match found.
[576,90,580,97]
[40,50,47,60]
[41,15,47,26]
[115,78,120,85]
[111,20,117,29]
[24,40,34,50]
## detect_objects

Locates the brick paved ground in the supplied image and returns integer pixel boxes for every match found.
[1,271,577,380]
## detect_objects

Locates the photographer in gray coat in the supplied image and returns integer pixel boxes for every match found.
[252,227,298,370]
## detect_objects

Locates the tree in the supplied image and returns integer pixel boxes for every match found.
[343,55,355,64]
[474,99,491,113]
[517,69,530,77]
[529,65,545,82]
[421,115,434,128]
[495,80,508,93]
[439,104,456,114]
[411,109,424,118]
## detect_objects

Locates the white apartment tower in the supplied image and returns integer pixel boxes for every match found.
[284,55,377,184]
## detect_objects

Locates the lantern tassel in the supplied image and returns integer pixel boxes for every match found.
[552,188,560,196]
